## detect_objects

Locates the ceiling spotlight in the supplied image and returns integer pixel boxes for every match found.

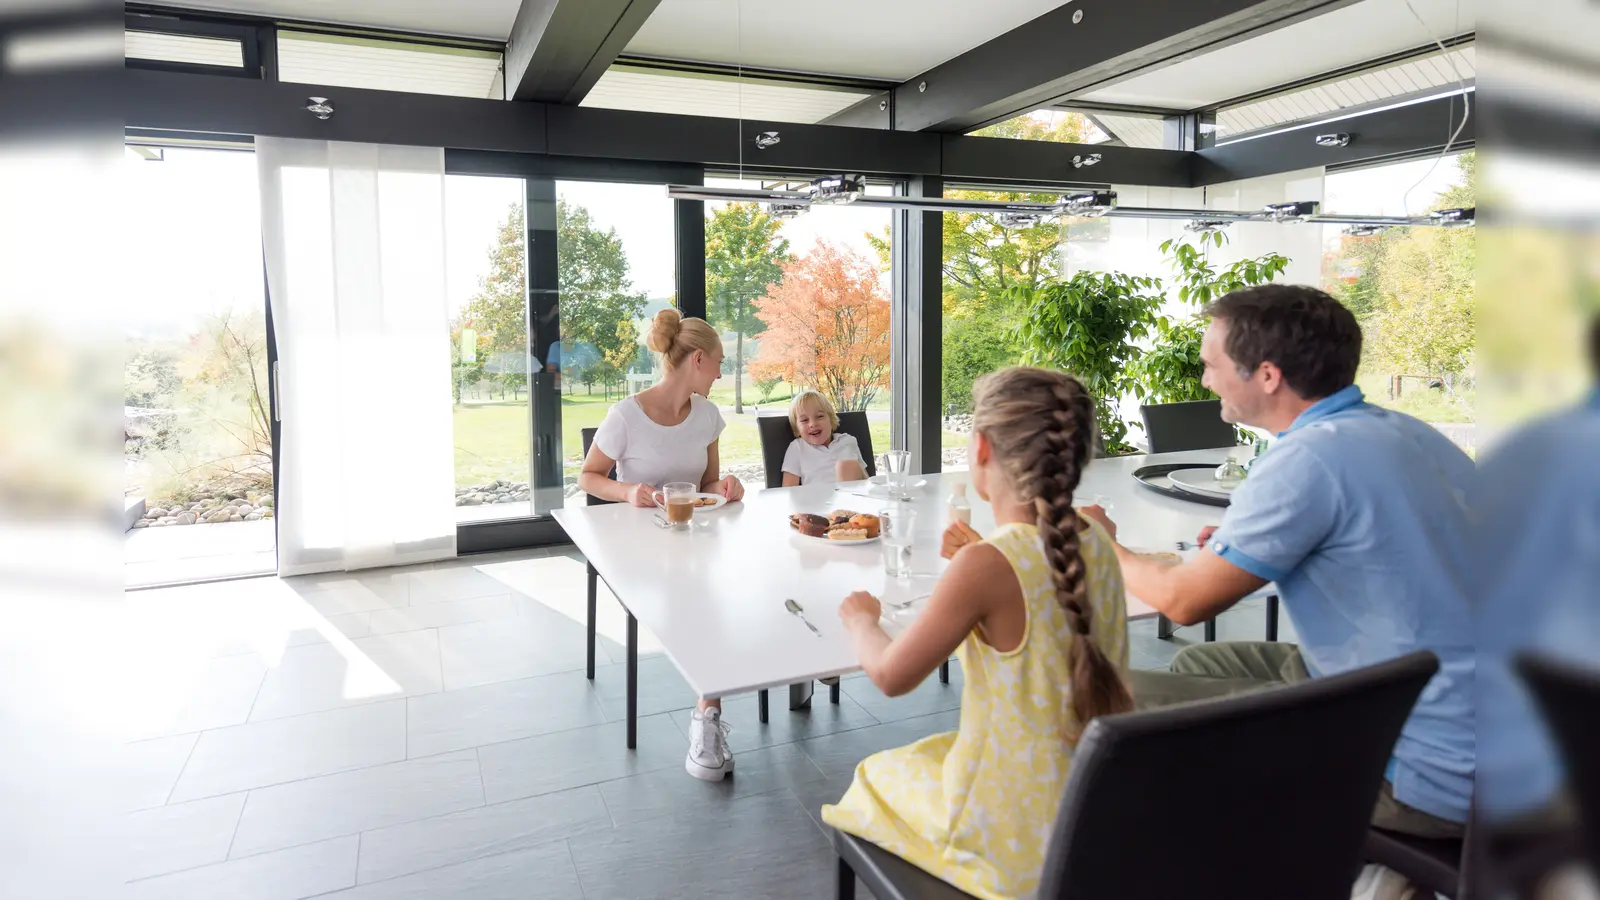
[1343,224,1390,237]
[806,174,865,206]
[1071,153,1103,169]
[1260,200,1320,222]
[1429,206,1475,227]
[1186,219,1232,235]
[1315,133,1351,147]
[766,202,806,220]
[1057,190,1116,217]
[997,212,1043,229]
[754,131,781,149]
[306,97,334,119]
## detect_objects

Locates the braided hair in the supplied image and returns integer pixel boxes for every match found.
[971,367,1133,741]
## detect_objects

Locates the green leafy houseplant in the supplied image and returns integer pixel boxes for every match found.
[1011,270,1165,454]
[1129,233,1291,406]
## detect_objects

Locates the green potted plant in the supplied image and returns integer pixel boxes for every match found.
[1010,270,1164,454]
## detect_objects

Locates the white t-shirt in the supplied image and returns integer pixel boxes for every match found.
[781,433,864,485]
[593,393,725,488]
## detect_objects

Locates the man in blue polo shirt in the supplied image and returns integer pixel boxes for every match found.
[1082,283,1475,839]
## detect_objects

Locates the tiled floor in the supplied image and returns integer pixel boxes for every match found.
[121,547,1293,899]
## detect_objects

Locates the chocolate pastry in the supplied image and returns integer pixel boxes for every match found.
[789,513,830,537]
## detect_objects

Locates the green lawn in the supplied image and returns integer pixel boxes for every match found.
[453,393,901,488]
[1356,372,1474,424]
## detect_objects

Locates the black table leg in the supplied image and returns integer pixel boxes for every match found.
[939,661,950,684]
[830,681,840,704]
[626,611,637,750]
[837,855,857,900]
[585,563,597,680]
[1204,617,1217,642]
[758,689,769,724]
[1266,595,1280,641]
[1158,613,1174,640]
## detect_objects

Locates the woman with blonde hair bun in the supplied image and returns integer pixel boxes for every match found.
[579,306,745,782]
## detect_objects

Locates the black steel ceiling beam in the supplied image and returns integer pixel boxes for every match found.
[504,0,661,104]
[1192,92,1473,185]
[886,0,1360,133]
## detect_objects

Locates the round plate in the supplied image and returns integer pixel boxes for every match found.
[1167,468,1242,499]
[687,492,728,513]
[866,475,927,496]
[791,530,881,546]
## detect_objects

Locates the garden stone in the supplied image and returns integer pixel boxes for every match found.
[204,509,233,524]
[235,504,254,516]
[244,512,262,521]
[175,512,196,525]
[157,516,178,525]
[461,495,481,506]
[259,497,273,508]
[132,521,148,528]
[145,507,168,519]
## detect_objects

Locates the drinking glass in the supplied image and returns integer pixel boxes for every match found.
[880,450,912,498]
[653,481,697,531]
[880,507,916,578]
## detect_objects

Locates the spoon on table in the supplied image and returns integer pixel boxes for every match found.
[785,598,822,637]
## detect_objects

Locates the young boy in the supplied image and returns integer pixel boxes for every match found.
[781,390,867,486]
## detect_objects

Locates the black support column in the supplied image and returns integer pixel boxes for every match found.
[892,175,943,474]
[675,189,706,320]
[526,177,565,514]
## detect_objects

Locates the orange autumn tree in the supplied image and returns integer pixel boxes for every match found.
[749,240,891,411]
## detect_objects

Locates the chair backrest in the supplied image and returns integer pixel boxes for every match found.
[1516,652,1600,872]
[1038,651,1440,900]
[1140,399,1237,454]
[755,408,878,489]
[579,427,616,507]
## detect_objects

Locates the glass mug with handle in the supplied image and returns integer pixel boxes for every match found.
[653,482,698,530]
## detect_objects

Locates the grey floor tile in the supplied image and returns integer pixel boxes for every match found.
[128,652,267,740]
[597,742,828,827]
[477,713,685,804]
[284,612,373,648]
[124,793,247,881]
[367,594,517,636]
[799,710,962,781]
[327,841,581,900]
[406,668,607,759]
[120,733,199,811]
[280,564,427,597]
[230,750,484,858]
[569,789,836,900]
[295,581,410,617]
[840,663,964,724]
[123,835,357,900]
[590,654,699,721]
[249,630,443,721]
[356,785,612,885]
[403,566,515,605]
[788,774,853,833]
[668,689,881,753]
[436,613,590,691]
[170,700,406,802]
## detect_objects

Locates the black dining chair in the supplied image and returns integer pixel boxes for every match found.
[832,651,1440,900]
[580,427,614,682]
[1516,652,1600,877]
[1140,399,1278,646]
[756,409,877,490]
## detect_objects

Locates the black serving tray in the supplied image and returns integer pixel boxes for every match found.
[1132,463,1232,508]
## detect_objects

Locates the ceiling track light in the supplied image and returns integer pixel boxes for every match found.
[1315,133,1351,147]
[997,212,1044,229]
[765,202,806,220]
[1056,190,1116,217]
[1342,224,1391,237]
[1429,206,1474,227]
[306,97,333,119]
[754,131,780,149]
[806,174,865,205]
[1071,153,1103,169]
[1186,219,1232,234]
[1260,200,1321,222]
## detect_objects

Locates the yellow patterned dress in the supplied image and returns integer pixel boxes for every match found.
[822,520,1128,900]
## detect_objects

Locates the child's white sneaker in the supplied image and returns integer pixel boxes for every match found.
[685,707,733,781]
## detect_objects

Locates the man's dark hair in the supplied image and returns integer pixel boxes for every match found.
[1203,284,1362,400]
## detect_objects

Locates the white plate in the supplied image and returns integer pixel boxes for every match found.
[865,475,927,496]
[687,492,728,513]
[1167,468,1241,499]
[791,530,881,546]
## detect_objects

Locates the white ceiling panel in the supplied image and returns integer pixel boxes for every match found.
[277,32,503,99]
[1073,0,1474,109]
[126,31,245,67]
[582,69,870,124]
[155,1,521,41]
[625,0,1075,81]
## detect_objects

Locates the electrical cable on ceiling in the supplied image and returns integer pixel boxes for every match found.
[1400,0,1471,216]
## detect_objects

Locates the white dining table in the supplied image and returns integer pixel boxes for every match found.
[552,447,1276,749]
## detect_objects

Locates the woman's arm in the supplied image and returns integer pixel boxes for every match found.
[839,542,1018,696]
[700,439,745,501]
[578,444,653,507]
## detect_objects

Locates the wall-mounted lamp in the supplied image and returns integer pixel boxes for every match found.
[1315,133,1351,147]
[306,97,334,120]
[1071,152,1102,169]
[754,131,780,149]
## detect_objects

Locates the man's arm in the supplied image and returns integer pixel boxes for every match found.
[1113,545,1267,625]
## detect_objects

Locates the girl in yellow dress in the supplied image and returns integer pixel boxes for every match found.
[823,367,1132,900]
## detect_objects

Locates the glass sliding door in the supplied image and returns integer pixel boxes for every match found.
[123,144,276,587]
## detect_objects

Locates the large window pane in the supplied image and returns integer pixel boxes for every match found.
[704,178,894,486]
[278,31,504,99]
[123,146,274,585]
[447,175,529,523]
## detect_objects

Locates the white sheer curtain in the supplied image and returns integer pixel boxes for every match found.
[257,139,456,576]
